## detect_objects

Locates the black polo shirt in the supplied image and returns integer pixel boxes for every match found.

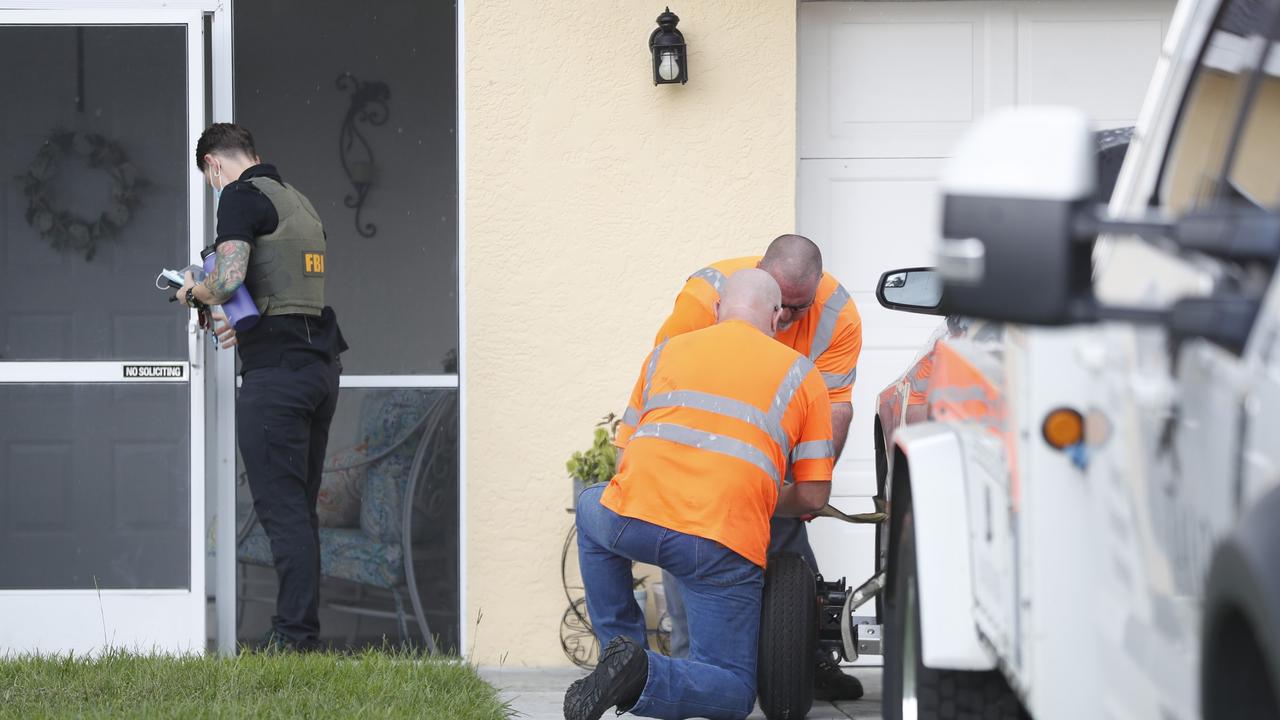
[215,163,281,247]
[213,164,347,373]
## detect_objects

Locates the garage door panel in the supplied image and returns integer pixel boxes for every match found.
[833,459,875,497]
[830,21,975,125]
[823,175,939,290]
[855,295,944,348]
[1018,6,1170,126]
[798,158,943,290]
[801,1,1171,160]
[800,2,1014,159]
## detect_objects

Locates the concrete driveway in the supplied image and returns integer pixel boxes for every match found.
[479,666,884,720]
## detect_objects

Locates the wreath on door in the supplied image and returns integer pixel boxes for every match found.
[18,129,145,261]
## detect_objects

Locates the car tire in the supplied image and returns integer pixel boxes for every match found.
[883,482,1027,720]
[757,551,817,720]
[1201,487,1280,720]
[1202,608,1280,720]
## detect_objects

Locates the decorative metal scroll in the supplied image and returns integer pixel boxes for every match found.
[560,523,670,668]
[336,73,390,238]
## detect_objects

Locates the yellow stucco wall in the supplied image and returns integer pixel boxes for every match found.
[464,1,797,666]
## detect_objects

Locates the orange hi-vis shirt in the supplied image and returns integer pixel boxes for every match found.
[602,320,835,567]
[654,256,863,403]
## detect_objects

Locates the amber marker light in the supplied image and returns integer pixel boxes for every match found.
[1042,408,1085,450]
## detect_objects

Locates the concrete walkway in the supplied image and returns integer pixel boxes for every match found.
[479,666,884,720]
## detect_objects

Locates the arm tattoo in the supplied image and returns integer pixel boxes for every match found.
[201,240,251,304]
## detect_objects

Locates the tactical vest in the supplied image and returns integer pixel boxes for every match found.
[243,177,326,317]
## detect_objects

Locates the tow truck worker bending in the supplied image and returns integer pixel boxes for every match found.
[564,270,834,720]
[654,234,864,700]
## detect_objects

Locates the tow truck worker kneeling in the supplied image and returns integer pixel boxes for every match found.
[564,269,834,720]
[655,234,864,702]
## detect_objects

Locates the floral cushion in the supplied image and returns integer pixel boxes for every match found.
[360,451,417,544]
[238,526,405,589]
[356,389,432,543]
[315,388,431,531]
[357,389,432,457]
[316,445,370,528]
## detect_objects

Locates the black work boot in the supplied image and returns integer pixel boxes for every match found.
[244,629,288,654]
[813,652,864,701]
[563,636,649,720]
[243,629,325,655]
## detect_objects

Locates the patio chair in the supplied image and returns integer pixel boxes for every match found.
[236,388,458,654]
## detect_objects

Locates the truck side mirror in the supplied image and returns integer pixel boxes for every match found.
[877,267,944,315]
[1167,296,1260,355]
[932,108,1270,353]
[937,107,1099,325]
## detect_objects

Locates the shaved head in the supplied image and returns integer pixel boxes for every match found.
[757,234,823,330]
[717,268,783,336]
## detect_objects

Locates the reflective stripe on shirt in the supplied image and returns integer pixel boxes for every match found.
[631,423,782,487]
[642,341,667,408]
[809,284,851,361]
[689,266,727,294]
[643,390,783,453]
[822,366,857,390]
[791,439,835,462]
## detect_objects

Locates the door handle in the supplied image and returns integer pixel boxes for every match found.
[188,315,202,370]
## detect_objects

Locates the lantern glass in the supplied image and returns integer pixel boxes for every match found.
[658,50,681,82]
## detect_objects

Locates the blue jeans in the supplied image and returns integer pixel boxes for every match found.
[576,485,763,720]
[664,516,817,659]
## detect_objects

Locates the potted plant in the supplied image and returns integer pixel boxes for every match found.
[566,413,621,502]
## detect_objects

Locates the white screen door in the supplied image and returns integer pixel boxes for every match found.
[0,8,207,654]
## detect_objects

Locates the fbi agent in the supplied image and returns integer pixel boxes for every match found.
[179,123,347,652]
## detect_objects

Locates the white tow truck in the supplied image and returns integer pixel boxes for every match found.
[867,0,1280,718]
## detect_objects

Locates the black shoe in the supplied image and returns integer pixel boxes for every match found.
[813,653,864,701]
[243,630,288,654]
[564,636,648,720]
[287,637,327,654]
[244,630,325,655]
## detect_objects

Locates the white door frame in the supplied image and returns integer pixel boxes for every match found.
[0,5,211,655]
[455,0,469,658]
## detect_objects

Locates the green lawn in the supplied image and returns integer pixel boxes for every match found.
[0,650,510,719]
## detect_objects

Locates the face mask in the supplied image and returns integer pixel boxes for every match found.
[210,167,224,201]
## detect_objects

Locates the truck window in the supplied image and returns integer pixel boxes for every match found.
[1223,35,1280,209]
[1159,0,1278,213]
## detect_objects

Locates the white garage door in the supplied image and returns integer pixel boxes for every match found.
[798,0,1174,620]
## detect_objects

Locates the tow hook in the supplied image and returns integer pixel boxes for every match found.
[839,572,887,661]
[812,501,887,661]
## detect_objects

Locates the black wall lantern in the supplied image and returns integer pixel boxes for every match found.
[649,7,688,85]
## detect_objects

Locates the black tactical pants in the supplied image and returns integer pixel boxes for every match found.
[238,357,341,643]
